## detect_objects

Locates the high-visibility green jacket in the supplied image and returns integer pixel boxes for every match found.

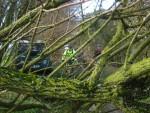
[62,49,76,61]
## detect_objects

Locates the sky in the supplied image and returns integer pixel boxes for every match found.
[82,0,115,13]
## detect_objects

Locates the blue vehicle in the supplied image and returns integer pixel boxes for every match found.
[15,40,53,75]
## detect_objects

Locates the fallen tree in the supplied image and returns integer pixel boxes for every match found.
[0,58,149,111]
[0,0,150,113]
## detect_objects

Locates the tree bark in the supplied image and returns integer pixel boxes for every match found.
[0,58,150,102]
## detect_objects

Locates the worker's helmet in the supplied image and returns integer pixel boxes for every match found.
[64,44,69,50]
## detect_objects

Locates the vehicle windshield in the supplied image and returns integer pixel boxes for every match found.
[18,42,44,57]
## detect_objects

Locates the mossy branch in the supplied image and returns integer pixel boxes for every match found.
[1,57,150,103]
[88,21,124,88]
[0,0,70,40]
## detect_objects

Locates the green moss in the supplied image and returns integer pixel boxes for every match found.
[104,58,150,84]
